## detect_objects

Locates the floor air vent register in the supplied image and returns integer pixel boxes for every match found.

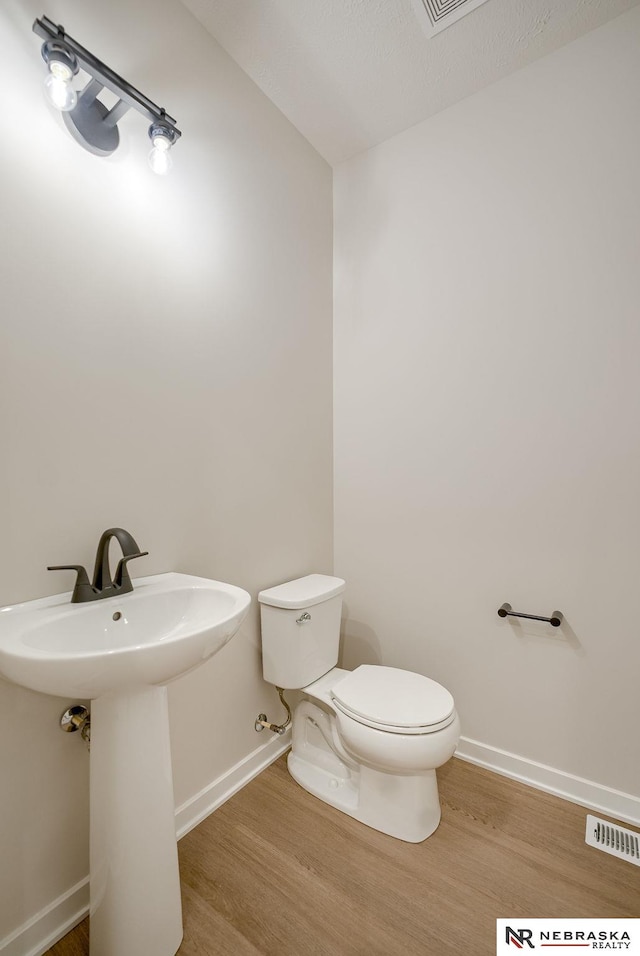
[585,814,640,867]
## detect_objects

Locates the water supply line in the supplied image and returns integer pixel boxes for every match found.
[255,687,292,735]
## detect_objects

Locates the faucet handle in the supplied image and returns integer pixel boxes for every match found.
[114,551,149,591]
[47,565,95,603]
[47,563,89,579]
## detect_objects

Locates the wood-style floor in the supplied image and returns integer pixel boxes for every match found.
[48,755,639,956]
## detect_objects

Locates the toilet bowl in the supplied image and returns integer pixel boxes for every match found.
[331,664,460,773]
[259,574,460,843]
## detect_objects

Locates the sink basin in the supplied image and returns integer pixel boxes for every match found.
[0,570,251,956]
[0,571,251,699]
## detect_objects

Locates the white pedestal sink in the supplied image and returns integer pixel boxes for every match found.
[0,572,251,956]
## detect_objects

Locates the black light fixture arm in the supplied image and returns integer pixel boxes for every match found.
[32,16,181,141]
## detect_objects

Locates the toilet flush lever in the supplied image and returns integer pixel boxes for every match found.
[296,612,311,624]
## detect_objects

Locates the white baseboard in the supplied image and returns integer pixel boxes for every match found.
[0,878,89,956]
[175,730,291,838]
[0,732,291,956]
[455,736,640,827]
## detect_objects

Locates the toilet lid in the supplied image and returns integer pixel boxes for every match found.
[331,665,454,732]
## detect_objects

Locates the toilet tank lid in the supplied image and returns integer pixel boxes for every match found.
[258,574,345,609]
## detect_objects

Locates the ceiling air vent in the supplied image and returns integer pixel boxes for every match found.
[411,0,493,37]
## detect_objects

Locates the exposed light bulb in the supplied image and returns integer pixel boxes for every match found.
[44,64,77,112]
[148,143,173,175]
[152,133,171,152]
[147,121,176,175]
[50,60,73,81]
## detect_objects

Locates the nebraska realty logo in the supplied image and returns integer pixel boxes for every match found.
[497,920,640,953]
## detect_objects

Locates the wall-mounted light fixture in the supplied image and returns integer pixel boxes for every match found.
[33,16,181,174]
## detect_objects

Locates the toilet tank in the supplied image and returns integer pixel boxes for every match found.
[258,574,345,689]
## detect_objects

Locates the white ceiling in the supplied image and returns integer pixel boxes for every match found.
[181,0,640,165]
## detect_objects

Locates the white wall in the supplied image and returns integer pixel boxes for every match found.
[334,8,640,800]
[0,0,332,943]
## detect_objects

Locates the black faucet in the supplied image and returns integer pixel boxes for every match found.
[48,528,149,603]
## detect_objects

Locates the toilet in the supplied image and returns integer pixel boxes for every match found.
[258,573,460,843]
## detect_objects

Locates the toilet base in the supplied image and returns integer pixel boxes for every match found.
[287,709,442,843]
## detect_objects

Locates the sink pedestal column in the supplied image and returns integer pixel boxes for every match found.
[90,686,183,956]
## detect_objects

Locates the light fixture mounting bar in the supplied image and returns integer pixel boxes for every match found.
[32,16,181,140]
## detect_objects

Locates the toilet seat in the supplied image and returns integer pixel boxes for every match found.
[331,664,455,735]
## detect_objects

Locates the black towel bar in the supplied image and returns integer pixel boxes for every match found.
[498,603,563,627]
